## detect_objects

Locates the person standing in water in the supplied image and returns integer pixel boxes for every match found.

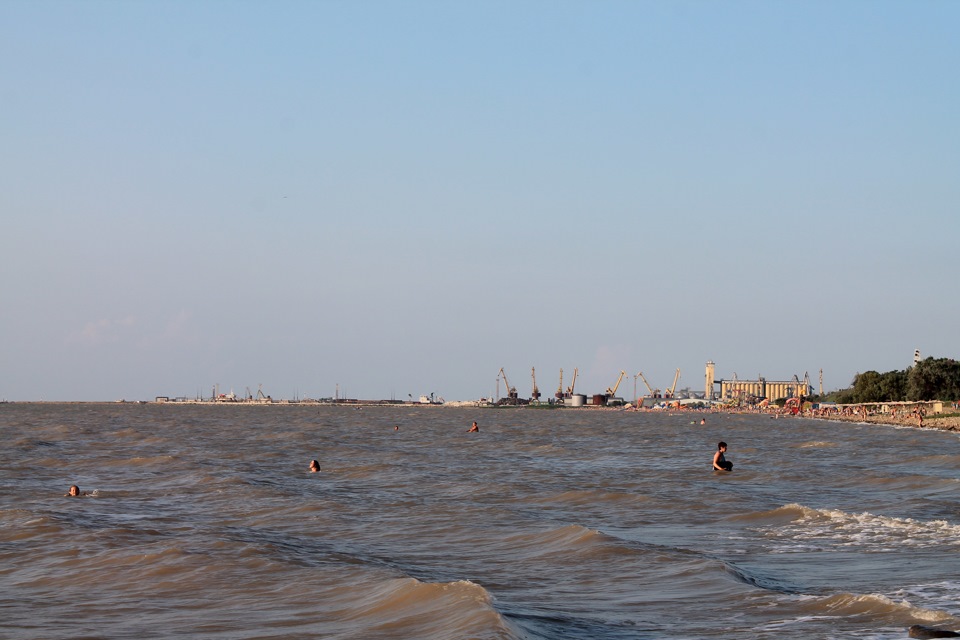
[468,421,479,432]
[712,442,733,471]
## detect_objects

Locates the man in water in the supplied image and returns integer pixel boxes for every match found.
[309,460,321,473]
[468,421,479,432]
[712,442,733,471]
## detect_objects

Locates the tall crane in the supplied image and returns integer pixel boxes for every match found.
[637,372,656,397]
[606,370,626,396]
[498,368,518,400]
[665,369,681,398]
[565,368,578,397]
[556,368,564,399]
[531,367,541,401]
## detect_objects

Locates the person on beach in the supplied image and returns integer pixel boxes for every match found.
[713,442,733,471]
[468,421,479,432]
[309,460,321,473]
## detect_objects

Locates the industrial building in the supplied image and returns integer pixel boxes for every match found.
[704,361,811,403]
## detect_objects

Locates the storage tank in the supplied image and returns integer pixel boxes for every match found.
[568,394,586,407]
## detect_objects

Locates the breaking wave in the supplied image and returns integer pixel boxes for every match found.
[752,503,960,552]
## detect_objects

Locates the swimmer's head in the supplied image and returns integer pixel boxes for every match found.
[68,485,80,497]
[718,441,727,450]
[309,460,320,473]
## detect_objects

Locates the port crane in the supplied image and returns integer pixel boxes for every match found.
[665,369,681,398]
[606,370,626,396]
[637,372,657,397]
[498,368,518,401]
[565,368,578,397]
[556,368,564,399]
[531,367,541,401]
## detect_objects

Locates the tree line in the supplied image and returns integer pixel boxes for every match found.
[817,357,960,404]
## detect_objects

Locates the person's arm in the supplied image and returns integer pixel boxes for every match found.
[712,451,722,469]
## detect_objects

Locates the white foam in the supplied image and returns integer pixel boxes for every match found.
[890,581,960,618]
[756,504,960,552]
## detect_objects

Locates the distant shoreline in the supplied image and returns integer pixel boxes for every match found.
[810,409,960,432]
[0,399,568,408]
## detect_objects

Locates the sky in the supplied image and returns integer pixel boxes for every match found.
[2,0,958,402]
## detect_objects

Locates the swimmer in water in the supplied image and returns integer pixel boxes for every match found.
[394,425,399,432]
[468,421,479,433]
[65,485,84,497]
[309,460,321,473]
[712,441,733,472]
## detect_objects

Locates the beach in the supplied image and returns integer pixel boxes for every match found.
[805,405,960,432]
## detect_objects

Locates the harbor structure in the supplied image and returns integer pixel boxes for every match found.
[706,362,811,403]
[705,361,716,401]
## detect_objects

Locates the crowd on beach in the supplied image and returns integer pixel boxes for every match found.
[693,400,960,431]
[626,398,960,432]
[805,402,960,431]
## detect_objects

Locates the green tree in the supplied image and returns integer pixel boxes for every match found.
[907,358,960,401]
[877,370,908,401]
[849,369,908,403]
[851,371,883,403]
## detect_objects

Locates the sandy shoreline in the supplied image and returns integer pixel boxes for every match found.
[806,410,960,432]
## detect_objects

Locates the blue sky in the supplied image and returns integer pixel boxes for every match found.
[2,1,958,401]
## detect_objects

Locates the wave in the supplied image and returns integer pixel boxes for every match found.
[782,590,960,636]
[801,592,949,620]
[475,523,715,591]
[793,440,838,448]
[723,562,803,595]
[753,591,959,638]
[893,581,960,619]
[501,524,609,558]
[749,504,960,551]
[729,503,820,524]
[325,577,520,639]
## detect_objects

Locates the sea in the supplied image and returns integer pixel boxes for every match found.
[3,403,960,639]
